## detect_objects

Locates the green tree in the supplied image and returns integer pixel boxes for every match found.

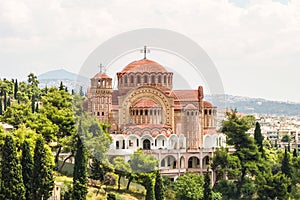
[31,94,35,113]
[14,79,18,99]
[174,173,204,200]
[3,90,7,111]
[256,171,291,200]
[128,149,158,200]
[254,122,265,158]
[21,140,34,200]
[59,81,64,91]
[211,148,240,182]
[0,97,2,115]
[213,179,238,200]
[154,170,165,200]
[0,134,26,200]
[113,156,131,191]
[281,147,292,178]
[79,86,84,96]
[204,170,212,200]
[73,132,88,200]
[221,110,260,198]
[32,137,54,200]
[41,87,76,166]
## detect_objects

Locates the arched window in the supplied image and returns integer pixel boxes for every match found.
[124,76,128,84]
[158,75,161,83]
[130,75,134,83]
[164,75,167,84]
[143,139,151,150]
[137,75,141,84]
[151,75,155,84]
[144,75,148,83]
[161,159,165,167]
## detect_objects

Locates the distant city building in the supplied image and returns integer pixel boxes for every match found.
[87,57,226,179]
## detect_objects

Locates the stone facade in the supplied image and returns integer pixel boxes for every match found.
[87,58,226,179]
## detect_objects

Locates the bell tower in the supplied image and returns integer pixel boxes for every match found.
[88,67,112,123]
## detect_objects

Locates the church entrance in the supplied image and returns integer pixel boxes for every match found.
[143,139,151,150]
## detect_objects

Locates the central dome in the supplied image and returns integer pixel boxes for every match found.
[120,59,168,74]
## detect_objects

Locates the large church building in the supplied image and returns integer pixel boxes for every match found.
[87,57,226,179]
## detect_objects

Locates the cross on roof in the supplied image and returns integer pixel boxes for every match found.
[98,63,104,73]
[140,45,150,59]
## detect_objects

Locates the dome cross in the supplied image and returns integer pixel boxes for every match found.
[141,45,150,59]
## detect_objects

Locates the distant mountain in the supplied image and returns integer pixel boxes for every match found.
[206,94,300,116]
[38,69,88,82]
[38,69,89,92]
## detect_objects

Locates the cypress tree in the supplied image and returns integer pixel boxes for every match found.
[7,96,11,107]
[14,79,18,99]
[293,148,297,157]
[281,147,292,178]
[35,102,39,113]
[79,86,84,96]
[204,170,212,200]
[154,170,165,200]
[59,81,64,91]
[32,137,54,200]
[73,132,88,200]
[0,135,26,200]
[21,140,34,200]
[3,91,7,111]
[0,97,2,115]
[31,95,35,113]
[254,122,265,158]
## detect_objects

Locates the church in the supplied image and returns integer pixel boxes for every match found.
[87,53,226,180]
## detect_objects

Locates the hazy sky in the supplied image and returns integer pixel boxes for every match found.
[0,0,299,102]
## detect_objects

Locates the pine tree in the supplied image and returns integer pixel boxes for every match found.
[32,137,54,200]
[14,79,18,99]
[0,135,26,200]
[21,140,34,200]
[154,170,165,200]
[73,132,88,200]
[281,147,292,178]
[254,122,265,158]
[204,170,212,200]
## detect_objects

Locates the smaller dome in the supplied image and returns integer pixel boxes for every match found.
[91,73,111,80]
[120,59,168,74]
[203,101,213,107]
[184,104,197,110]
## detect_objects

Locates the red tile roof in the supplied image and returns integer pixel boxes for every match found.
[91,73,111,79]
[119,59,168,74]
[171,90,199,101]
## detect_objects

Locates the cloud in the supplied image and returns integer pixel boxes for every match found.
[0,0,299,102]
